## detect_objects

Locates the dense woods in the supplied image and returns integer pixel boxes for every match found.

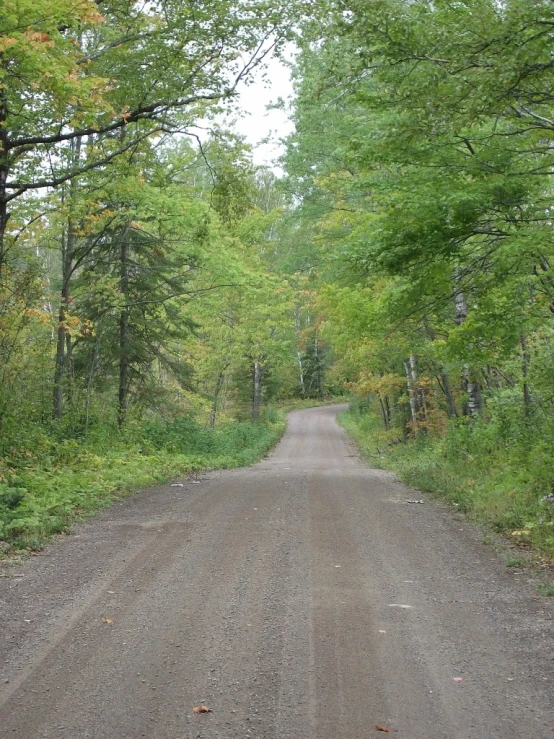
[1,0,554,555]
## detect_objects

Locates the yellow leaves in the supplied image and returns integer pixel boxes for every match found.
[192,705,212,714]
[0,37,19,53]
[511,529,531,539]
[56,313,94,338]
[351,372,405,397]
[24,308,51,326]
[101,617,115,624]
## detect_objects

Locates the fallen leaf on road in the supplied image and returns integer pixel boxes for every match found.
[452,677,463,682]
[378,629,387,634]
[375,725,390,732]
[193,705,212,714]
[102,617,115,624]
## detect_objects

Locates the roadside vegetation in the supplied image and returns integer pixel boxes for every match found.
[340,400,554,557]
[0,412,286,553]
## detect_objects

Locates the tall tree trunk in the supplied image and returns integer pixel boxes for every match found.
[65,331,74,405]
[0,83,9,281]
[465,377,483,417]
[409,353,427,424]
[403,358,419,427]
[424,317,457,417]
[209,368,226,428]
[314,333,324,399]
[118,236,129,429]
[252,360,262,421]
[383,395,392,427]
[294,307,305,397]
[520,334,532,416]
[85,329,101,436]
[378,395,389,430]
[436,370,458,417]
[454,272,483,417]
[53,137,82,419]
[52,270,69,420]
[296,350,305,397]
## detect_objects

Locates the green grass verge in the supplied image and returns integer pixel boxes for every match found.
[0,413,286,555]
[339,405,554,559]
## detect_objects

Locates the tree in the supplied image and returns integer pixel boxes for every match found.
[0,0,304,293]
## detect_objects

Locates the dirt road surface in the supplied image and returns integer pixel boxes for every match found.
[1,405,553,739]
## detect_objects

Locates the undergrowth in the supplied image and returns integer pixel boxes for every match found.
[0,410,286,554]
[339,398,554,558]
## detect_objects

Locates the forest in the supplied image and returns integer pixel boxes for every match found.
[1,0,554,557]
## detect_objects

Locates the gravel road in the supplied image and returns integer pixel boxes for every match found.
[1,405,553,739]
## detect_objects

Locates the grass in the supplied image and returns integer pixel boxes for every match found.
[0,411,286,555]
[339,402,554,560]
[506,558,527,568]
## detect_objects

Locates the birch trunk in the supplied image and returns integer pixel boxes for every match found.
[293,307,306,397]
[297,350,305,397]
[252,361,262,421]
[404,359,419,426]
[410,354,427,423]
[314,334,324,399]
[454,272,482,416]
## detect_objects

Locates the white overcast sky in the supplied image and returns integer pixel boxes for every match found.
[231,52,295,169]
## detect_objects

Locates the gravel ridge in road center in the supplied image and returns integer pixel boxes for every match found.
[0,405,553,738]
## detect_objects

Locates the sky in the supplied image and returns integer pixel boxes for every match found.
[231,52,295,170]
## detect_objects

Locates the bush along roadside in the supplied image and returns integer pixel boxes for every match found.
[0,411,286,556]
[339,400,554,559]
